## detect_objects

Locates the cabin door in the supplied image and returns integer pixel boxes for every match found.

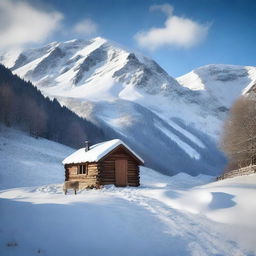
[115,159,128,187]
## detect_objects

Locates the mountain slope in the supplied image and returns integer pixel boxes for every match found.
[177,64,256,108]
[2,38,256,139]
[0,126,73,189]
[2,37,255,175]
[0,64,106,148]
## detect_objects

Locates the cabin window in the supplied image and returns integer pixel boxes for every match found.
[77,164,88,175]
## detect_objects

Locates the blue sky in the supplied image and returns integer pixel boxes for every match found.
[0,0,255,77]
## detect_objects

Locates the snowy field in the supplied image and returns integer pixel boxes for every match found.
[0,127,256,256]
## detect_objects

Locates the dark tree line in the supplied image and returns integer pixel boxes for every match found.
[0,64,106,148]
[220,96,256,171]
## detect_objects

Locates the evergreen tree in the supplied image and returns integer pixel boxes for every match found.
[0,64,106,148]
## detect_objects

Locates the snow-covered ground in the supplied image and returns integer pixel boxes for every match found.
[0,127,255,256]
[0,126,73,189]
[1,169,256,256]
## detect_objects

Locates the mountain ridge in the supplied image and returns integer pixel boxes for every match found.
[1,37,255,175]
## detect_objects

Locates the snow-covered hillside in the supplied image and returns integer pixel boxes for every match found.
[1,37,256,175]
[1,166,256,256]
[0,126,73,189]
[0,126,255,255]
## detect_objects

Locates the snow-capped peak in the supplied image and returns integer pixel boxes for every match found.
[2,37,181,102]
[177,64,256,108]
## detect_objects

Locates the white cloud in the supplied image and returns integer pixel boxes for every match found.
[149,4,173,16]
[0,0,63,50]
[135,4,209,50]
[73,19,98,36]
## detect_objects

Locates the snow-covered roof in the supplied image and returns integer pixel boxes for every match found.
[62,139,144,165]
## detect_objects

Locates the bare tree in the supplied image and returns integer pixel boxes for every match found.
[220,96,256,171]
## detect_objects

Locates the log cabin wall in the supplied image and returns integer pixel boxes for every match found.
[99,146,140,186]
[65,163,101,189]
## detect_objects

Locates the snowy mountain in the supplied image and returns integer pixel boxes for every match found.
[1,37,256,175]
[177,64,256,108]
[0,64,106,148]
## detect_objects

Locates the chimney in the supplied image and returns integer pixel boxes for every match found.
[85,141,89,152]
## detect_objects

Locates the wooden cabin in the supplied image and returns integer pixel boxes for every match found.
[62,139,144,190]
